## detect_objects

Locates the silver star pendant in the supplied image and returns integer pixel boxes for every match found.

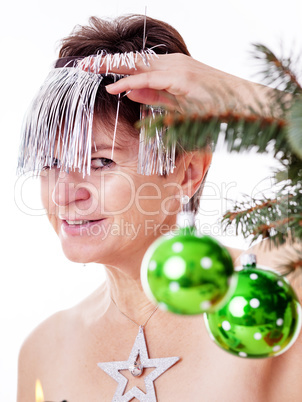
[98,326,180,401]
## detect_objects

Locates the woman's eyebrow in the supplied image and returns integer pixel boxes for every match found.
[91,143,123,152]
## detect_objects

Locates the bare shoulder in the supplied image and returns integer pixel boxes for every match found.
[226,246,242,265]
[17,308,73,401]
[17,284,107,401]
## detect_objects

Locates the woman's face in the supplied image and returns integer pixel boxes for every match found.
[40,119,183,268]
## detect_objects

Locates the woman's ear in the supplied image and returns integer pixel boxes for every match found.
[180,148,212,198]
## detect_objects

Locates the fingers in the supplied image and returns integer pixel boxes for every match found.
[106,71,187,96]
[78,53,200,111]
[126,88,180,109]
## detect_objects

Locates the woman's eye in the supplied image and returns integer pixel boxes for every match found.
[42,158,59,170]
[91,157,114,170]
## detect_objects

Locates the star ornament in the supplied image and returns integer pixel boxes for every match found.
[98,326,180,401]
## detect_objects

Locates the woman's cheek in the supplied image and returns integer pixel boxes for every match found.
[133,182,163,217]
[39,172,61,235]
[40,174,55,214]
[99,172,136,216]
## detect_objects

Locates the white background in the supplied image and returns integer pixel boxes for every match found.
[1,0,301,400]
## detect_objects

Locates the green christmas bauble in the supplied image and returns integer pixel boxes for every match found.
[204,266,302,358]
[141,227,236,315]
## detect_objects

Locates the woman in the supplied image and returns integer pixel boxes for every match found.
[17,15,302,401]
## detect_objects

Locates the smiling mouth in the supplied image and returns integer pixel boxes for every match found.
[66,220,90,225]
[64,219,105,226]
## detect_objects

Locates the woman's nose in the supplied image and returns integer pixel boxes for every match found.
[51,170,91,207]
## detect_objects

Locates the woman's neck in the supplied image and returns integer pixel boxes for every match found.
[104,262,158,326]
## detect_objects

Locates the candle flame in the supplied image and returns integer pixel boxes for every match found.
[35,379,44,402]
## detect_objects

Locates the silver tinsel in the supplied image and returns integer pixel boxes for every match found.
[17,49,176,177]
[138,105,176,176]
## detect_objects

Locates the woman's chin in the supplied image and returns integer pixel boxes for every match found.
[59,237,119,265]
[64,253,90,264]
[59,240,99,263]
[61,247,94,264]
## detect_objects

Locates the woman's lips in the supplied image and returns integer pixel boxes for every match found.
[61,218,107,236]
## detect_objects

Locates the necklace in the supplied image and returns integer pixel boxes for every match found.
[110,296,159,328]
[98,297,180,402]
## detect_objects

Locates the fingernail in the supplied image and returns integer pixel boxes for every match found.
[105,83,116,92]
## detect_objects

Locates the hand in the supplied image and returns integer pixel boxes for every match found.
[81,53,272,115]
[104,53,237,112]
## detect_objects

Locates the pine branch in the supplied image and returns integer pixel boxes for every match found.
[277,247,302,288]
[224,195,292,222]
[222,191,302,246]
[138,110,288,157]
[251,43,302,94]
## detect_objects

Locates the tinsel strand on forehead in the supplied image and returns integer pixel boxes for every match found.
[138,105,176,175]
[17,48,176,177]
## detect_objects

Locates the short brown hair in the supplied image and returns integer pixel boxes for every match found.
[59,15,190,128]
[58,15,205,213]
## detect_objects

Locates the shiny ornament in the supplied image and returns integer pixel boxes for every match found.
[141,225,236,315]
[204,263,302,358]
[129,361,144,377]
